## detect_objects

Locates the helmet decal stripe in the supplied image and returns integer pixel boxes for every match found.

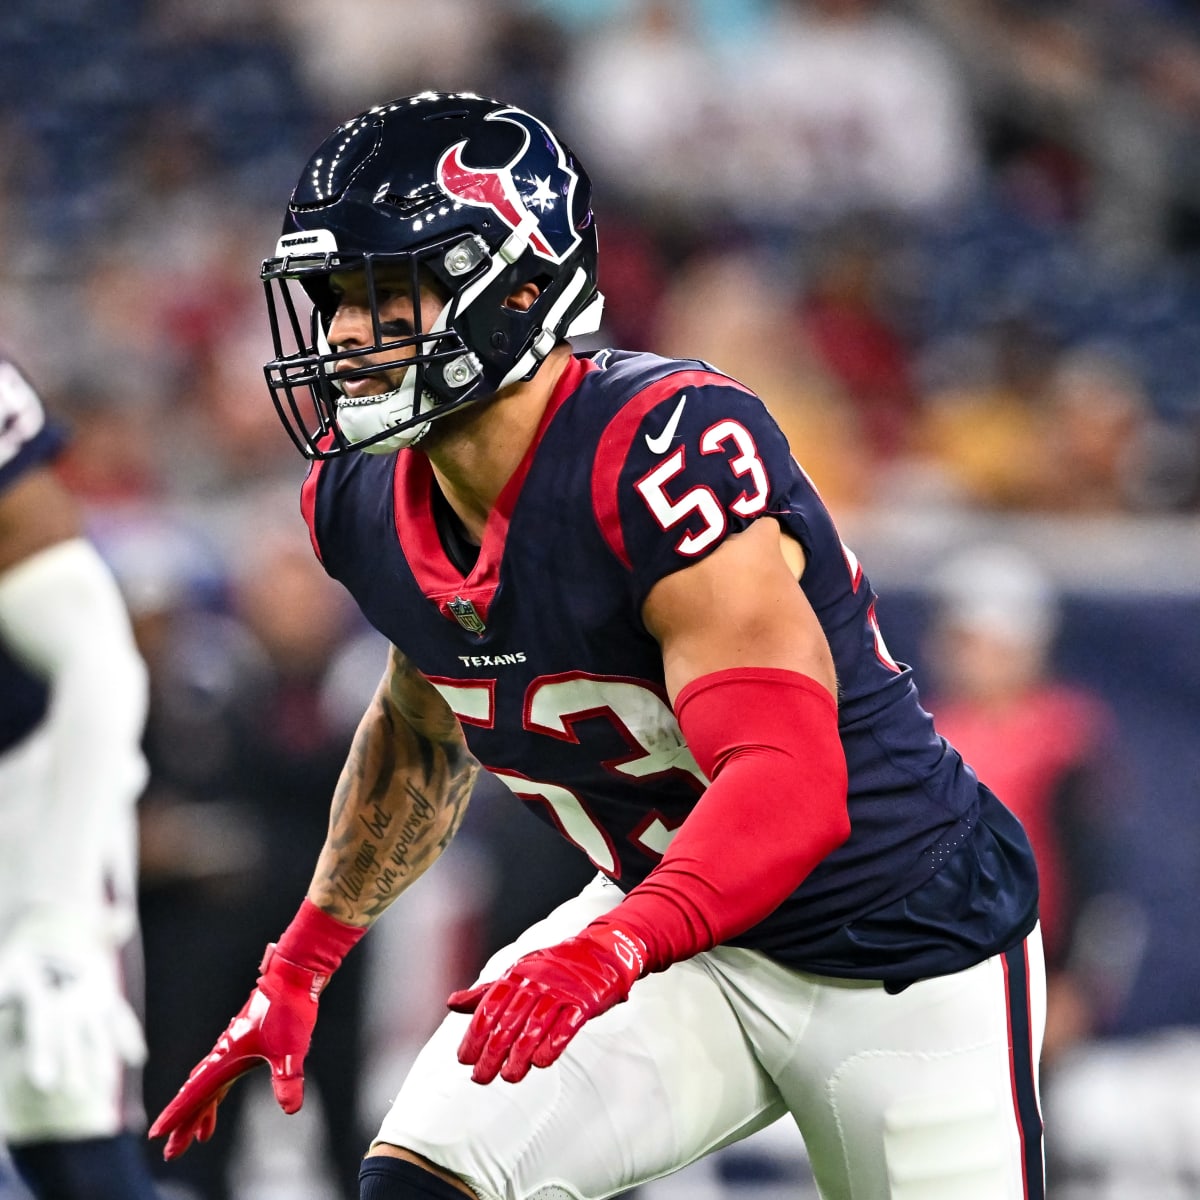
[438,143,540,247]
[435,108,581,264]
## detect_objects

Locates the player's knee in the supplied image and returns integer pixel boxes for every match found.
[359,1151,476,1199]
[359,1145,587,1200]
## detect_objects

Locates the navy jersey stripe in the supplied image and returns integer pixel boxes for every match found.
[1002,937,1045,1199]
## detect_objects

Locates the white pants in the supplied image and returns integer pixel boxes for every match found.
[376,875,1046,1200]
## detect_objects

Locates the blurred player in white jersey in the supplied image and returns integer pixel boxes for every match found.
[0,356,161,1199]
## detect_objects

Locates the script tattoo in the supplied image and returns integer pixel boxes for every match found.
[313,647,478,924]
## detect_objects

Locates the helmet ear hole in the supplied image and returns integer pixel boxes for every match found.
[503,281,542,312]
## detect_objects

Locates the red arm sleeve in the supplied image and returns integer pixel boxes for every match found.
[588,666,850,972]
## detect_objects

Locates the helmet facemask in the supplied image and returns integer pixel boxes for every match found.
[262,237,488,459]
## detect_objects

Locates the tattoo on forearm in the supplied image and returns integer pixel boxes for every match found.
[313,651,479,924]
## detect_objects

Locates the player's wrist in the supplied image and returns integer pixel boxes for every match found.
[273,898,366,978]
[578,921,648,989]
[259,943,332,1002]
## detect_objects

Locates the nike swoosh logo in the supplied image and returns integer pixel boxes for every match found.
[645,394,687,455]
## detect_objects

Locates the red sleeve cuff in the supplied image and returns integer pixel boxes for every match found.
[275,898,367,976]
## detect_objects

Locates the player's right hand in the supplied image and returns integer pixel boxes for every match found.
[148,944,329,1160]
[447,923,647,1084]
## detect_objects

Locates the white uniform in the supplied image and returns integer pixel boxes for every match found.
[0,359,150,1144]
[379,875,1046,1200]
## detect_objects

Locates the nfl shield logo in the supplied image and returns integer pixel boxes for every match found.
[447,596,486,634]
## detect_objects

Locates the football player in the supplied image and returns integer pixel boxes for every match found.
[150,93,1045,1200]
[0,357,159,1199]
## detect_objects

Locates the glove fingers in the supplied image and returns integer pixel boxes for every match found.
[160,1082,231,1160]
[162,1102,211,1162]
[451,931,643,1087]
[446,982,488,1013]
[197,1097,222,1143]
[529,1005,586,1071]
[163,1127,193,1162]
[270,1070,305,1115]
[456,979,515,1065]
[149,1054,257,1140]
[500,996,573,1084]
[466,986,539,1085]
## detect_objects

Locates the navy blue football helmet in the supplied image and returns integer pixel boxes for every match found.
[260,91,604,458]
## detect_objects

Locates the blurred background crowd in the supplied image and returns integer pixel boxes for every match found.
[2,0,1199,1197]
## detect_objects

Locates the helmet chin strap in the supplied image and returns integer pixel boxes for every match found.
[317,306,451,453]
[337,376,434,453]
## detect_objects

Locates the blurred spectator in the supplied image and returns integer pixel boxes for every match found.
[481,6,575,129]
[653,248,875,513]
[558,1,715,220]
[913,0,1200,266]
[726,0,979,227]
[794,218,920,462]
[49,382,163,506]
[1034,342,1199,512]
[589,210,672,353]
[923,544,1141,1064]
[561,0,978,233]
[900,316,1060,509]
[173,323,306,499]
[272,0,494,114]
[905,326,1198,514]
[1132,31,1200,255]
[3,0,1199,509]
[912,3,1102,225]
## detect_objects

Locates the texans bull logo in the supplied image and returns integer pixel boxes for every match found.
[435,108,583,265]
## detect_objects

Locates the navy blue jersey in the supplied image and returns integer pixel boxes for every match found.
[304,350,1038,982]
[0,358,65,754]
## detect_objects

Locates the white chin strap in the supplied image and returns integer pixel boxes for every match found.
[338,384,433,454]
[318,306,450,454]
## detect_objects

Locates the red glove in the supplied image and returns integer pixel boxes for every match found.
[447,924,646,1084]
[148,900,363,1160]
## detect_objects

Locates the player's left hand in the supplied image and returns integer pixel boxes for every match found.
[447,924,647,1084]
